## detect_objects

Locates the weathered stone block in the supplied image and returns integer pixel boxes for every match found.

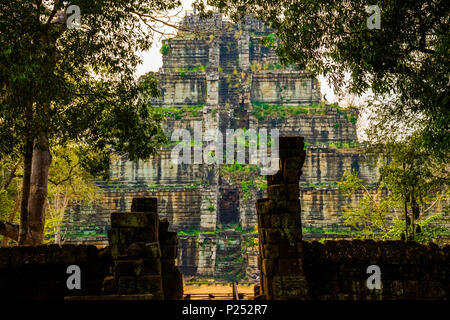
[160,231,178,246]
[277,258,303,275]
[115,260,137,276]
[286,184,299,201]
[119,227,158,246]
[161,245,178,260]
[263,244,279,259]
[267,185,286,200]
[108,229,120,246]
[270,214,281,228]
[9,245,34,266]
[102,276,117,295]
[263,228,282,244]
[131,197,157,213]
[256,198,272,215]
[159,218,170,234]
[145,242,161,259]
[142,259,162,275]
[280,213,301,229]
[162,267,184,300]
[111,212,159,230]
[126,242,146,259]
[262,259,275,276]
[403,280,419,299]
[273,275,309,298]
[420,281,446,299]
[267,171,284,185]
[279,136,304,150]
[136,275,163,295]
[282,158,303,183]
[117,276,136,294]
[278,242,300,258]
[281,229,302,243]
[286,200,300,214]
[161,259,177,274]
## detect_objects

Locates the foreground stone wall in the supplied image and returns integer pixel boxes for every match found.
[0,244,111,300]
[0,198,184,301]
[302,240,450,300]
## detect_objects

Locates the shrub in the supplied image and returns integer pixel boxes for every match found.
[160,43,169,55]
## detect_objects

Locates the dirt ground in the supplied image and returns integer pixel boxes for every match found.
[183,282,256,300]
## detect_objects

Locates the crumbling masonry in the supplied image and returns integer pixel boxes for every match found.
[257,137,309,299]
[102,198,183,299]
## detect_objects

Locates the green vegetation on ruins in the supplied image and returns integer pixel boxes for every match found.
[178,224,257,236]
[177,64,208,76]
[251,101,357,121]
[156,104,205,120]
[303,140,361,150]
[220,163,267,202]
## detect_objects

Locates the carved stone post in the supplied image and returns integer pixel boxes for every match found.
[256,137,309,299]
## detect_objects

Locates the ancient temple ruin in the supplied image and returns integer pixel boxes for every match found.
[63,13,379,281]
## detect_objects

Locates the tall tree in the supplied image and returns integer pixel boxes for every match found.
[197,0,449,159]
[0,1,179,244]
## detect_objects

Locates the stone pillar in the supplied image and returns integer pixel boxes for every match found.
[200,187,218,232]
[206,73,219,106]
[238,32,250,71]
[208,40,220,71]
[103,198,183,300]
[256,137,309,300]
[197,234,217,276]
[159,218,184,300]
[104,198,164,299]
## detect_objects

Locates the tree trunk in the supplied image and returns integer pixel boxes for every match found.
[27,135,52,245]
[18,137,33,245]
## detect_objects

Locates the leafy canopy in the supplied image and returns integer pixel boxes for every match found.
[197,0,449,158]
[0,0,181,177]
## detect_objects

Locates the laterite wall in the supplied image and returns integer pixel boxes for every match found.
[0,245,111,300]
[302,240,450,300]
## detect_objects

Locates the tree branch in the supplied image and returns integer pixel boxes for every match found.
[48,161,79,186]
[0,220,19,241]
[45,0,63,25]
[2,163,18,190]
